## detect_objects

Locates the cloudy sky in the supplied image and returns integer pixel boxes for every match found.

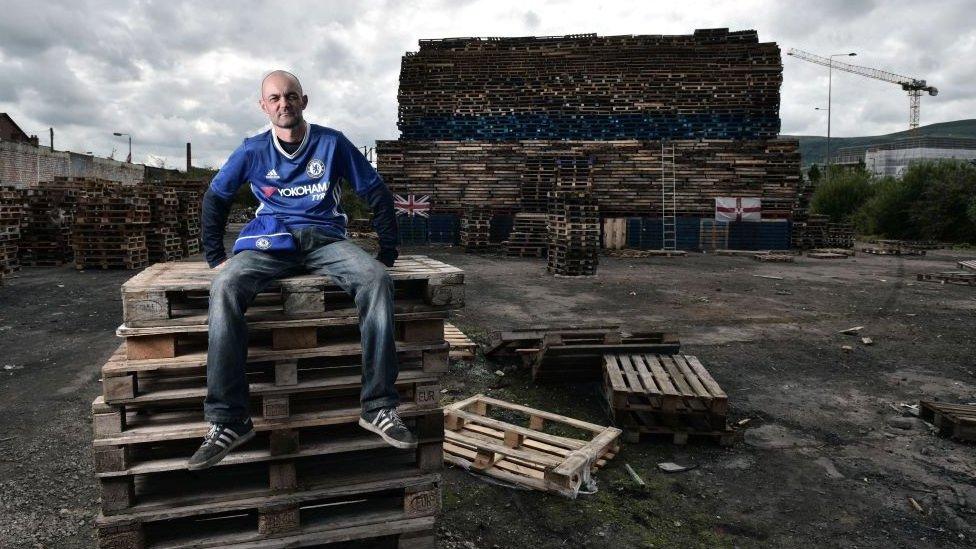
[1,0,972,169]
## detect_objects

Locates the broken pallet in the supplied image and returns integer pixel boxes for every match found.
[443,394,620,498]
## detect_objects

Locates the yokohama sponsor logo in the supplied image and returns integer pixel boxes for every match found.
[278,182,329,197]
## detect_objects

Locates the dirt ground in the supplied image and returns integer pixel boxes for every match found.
[1,240,975,549]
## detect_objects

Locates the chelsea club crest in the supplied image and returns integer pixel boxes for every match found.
[306,158,325,178]
[255,237,272,250]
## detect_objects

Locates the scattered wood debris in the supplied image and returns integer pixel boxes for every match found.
[443,394,621,498]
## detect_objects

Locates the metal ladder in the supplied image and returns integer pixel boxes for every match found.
[661,141,677,251]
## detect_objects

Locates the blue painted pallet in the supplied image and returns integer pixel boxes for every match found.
[399,113,780,141]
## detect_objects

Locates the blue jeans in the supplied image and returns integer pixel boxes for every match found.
[204,227,399,423]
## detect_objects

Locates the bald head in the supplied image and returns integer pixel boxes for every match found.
[259,70,308,130]
[261,70,303,98]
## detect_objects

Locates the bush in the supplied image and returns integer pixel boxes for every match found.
[853,176,917,238]
[810,168,874,222]
[904,160,976,242]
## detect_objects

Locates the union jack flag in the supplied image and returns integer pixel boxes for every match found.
[394,194,431,217]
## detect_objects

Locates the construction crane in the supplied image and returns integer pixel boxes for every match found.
[787,48,938,130]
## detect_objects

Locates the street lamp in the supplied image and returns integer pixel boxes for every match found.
[826,52,856,182]
[113,132,132,163]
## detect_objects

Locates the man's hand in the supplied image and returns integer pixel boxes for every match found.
[376,247,398,268]
[212,259,228,270]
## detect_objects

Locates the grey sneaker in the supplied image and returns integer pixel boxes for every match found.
[359,408,418,449]
[187,418,255,471]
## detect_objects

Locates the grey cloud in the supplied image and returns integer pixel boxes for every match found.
[1,0,973,168]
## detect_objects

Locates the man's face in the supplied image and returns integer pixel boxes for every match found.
[259,74,308,129]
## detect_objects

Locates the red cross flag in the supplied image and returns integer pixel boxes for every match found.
[715,197,761,222]
[394,194,432,217]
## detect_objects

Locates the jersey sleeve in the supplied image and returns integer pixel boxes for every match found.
[332,132,382,197]
[208,141,250,200]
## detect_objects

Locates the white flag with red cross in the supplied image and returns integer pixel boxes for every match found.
[715,197,761,222]
[393,194,432,217]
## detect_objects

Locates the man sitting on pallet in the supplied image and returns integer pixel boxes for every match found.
[188,70,415,470]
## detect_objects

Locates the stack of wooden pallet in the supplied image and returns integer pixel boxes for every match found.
[443,394,621,498]
[485,326,681,382]
[0,185,24,280]
[164,179,208,256]
[459,208,491,252]
[91,255,464,548]
[396,29,781,141]
[145,187,185,263]
[603,353,736,446]
[72,179,150,270]
[547,158,599,276]
[504,212,548,257]
[377,139,801,216]
[19,181,79,266]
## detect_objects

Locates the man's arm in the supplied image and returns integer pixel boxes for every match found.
[201,142,250,268]
[333,133,399,266]
[202,190,233,267]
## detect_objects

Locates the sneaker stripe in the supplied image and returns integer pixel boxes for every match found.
[213,438,229,449]
[218,433,235,444]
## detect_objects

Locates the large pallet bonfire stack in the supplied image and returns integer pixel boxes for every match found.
[19,180,79,266]
[90,256,464,548]
[396,30,781,141]
[71,178,150,270]
[0,184,25,283]
[377,28,801,252]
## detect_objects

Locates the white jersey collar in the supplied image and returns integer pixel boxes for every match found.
[271,121,310,160]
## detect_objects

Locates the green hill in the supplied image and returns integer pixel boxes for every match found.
[784,119,976,168]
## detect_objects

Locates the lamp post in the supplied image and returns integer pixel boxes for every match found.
[113,132,132,163]
[814,107,828,175]
[826,52,856,182]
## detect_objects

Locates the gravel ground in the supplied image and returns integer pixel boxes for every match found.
[1,241,974,548]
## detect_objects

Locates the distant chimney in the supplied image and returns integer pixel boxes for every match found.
[186,142,191,172]
[49,127,54,151]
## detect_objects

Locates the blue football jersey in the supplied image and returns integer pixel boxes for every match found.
[209,123,381,238]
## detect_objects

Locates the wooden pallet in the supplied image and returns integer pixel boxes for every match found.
[812,248,855,256]
[916,271,976,286]
[96,467,440,548]
[919,401,976,441]
[530,331,681,381]
[94,415,444,513]
[484,325,621,357]
[958,259,976,272]
[715,249,789,257]
[753,253,794,262]
[444,322,477,360]
[120,257,464,328]
[860,247,925,256]
[603,354,727,417]
[443,395,621,498]
[99,343,444,410]
[807,252,848,259]
[115,314,451,361]
[101,333,449,400]
[604,249,688,258]
[613,409,738,446]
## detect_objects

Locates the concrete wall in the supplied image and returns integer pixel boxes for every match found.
[0,140,143,185]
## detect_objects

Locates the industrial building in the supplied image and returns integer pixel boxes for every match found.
[834,136,976,177]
